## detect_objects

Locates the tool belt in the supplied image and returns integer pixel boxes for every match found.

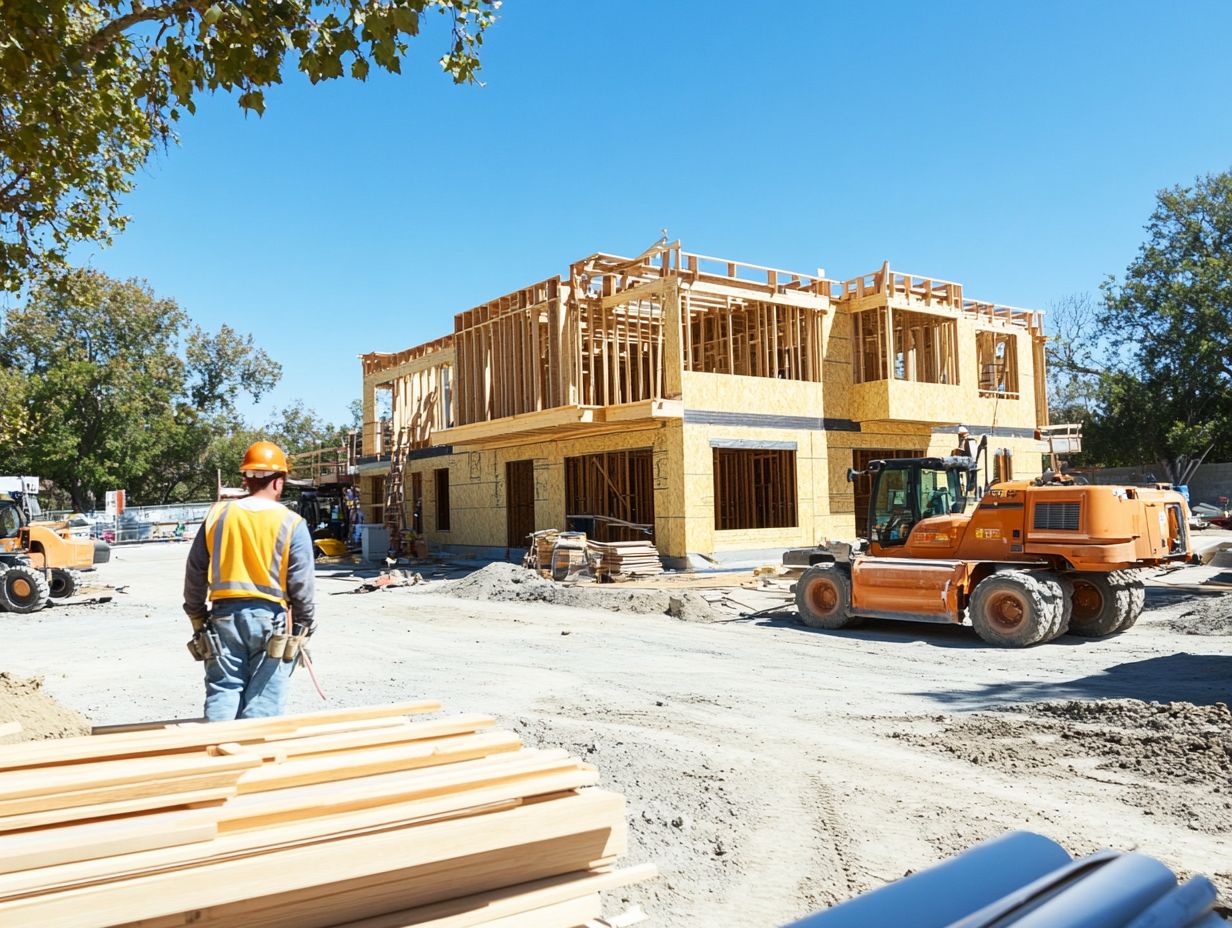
[186,615,223,662]
[265,629,308,663]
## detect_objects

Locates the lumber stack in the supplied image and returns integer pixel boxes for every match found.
[0,700,654,928]
[525,529,560,575]
[588,541,664,579]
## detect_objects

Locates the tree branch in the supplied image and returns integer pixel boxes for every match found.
[83,0,208,60]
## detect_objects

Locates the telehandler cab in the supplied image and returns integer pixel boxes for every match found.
[788,451,1192,647]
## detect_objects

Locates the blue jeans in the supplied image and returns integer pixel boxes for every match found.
[204,600,294,721]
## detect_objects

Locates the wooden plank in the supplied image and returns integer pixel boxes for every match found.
[0,790,627,928]
[0,701,442,771]
[0,776,599,901]
[214,715,496,762]
[0,766,248,819]
[217,751,588,829]
[0,751,257,804]
[0,787,233,835]
[235,730,521,794]
[0,809,218,876]
[441,894,599,928]
[333,865,656,928]
[122,841,619,928]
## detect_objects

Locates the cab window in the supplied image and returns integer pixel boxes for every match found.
[871,469,912,546]
[920,468,963,518]
[0,504,21,538]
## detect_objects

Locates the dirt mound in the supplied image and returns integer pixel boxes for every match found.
[1167,593,1232,636]
[444,562,721,622]
[892,698,1232,833]
[0,672,92,742]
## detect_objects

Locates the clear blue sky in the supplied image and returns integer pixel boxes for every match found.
[67,1,1232,426]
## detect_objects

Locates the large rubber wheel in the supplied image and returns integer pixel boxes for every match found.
[795,564,861,630]
[1115,572,1146,633]
[1034,571,1072,640]
[0,565,50,614]
[48,568,82,600]
[1067,571,1139,637]
[968,571,1058,647]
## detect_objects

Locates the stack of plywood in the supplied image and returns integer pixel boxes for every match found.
[588,542,664,579]
[0,700,653,928]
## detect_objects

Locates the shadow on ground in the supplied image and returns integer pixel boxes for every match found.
[756,614,991,649]
[913,652,1232,709]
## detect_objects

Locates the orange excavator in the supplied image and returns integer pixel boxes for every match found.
[789,438,1192,646]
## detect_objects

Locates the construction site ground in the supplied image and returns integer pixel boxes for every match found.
[2,539,1231,926]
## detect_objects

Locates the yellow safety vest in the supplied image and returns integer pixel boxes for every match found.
[204,501,303,606]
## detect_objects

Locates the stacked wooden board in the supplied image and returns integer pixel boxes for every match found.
[524,530,560,575]
[588,542,664,579]
[0,700,654,928]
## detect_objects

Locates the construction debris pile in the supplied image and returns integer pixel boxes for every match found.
[446,562,720,622]
[0,700,653,928]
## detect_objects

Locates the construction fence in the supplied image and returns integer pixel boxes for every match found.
[41,502,212,545]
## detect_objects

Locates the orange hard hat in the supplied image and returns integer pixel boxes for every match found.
[239,441,289,477]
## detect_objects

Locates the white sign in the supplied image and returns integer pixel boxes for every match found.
[105,489,126,516]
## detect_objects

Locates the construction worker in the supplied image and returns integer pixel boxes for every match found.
[182,441,317,720]
[953,425,974,459]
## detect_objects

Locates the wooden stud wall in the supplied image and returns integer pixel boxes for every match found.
[711,448,798,531]
[976,330,1019,398]
[453,279,561,427]
[574,296,666,408]
[853,308,958,385]
[392,362,453,450]
[563,449,655,543]
[682,297,823,381]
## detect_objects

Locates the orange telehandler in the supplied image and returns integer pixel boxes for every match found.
[788,442,1192,646]
[0,479,109,613]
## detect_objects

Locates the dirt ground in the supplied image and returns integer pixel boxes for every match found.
[0,541,1230,926]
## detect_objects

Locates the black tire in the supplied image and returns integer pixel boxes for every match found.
[795,564,862,630]
[1113,570,1145,633]
[968,571,1057,647]
[0,565,50,613]
[313,544,325,559]
[1034,571,1072,640]
[1068,571,1138,637]
[48,568,82,599]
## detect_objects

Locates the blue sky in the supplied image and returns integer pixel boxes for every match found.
[65,1,1232,426]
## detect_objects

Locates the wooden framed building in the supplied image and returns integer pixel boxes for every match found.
[356,244,1049,567]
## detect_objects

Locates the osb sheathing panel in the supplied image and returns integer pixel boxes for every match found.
[393,422,681,553]
[821,310,854,410]
[679,371,825,415]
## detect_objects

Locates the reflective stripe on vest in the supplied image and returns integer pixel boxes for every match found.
[204,502,302,604]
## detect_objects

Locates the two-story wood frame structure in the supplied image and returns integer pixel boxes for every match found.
[356,242,1048,567]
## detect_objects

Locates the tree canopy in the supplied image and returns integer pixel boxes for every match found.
[1098,171,1232,483]
[0,268,350,508]
[1046,170,1232,483]
[0,0,498,290]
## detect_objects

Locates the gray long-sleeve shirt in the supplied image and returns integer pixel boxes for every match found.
[183,499,316,626]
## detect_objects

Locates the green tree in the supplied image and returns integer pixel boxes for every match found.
[1098,170,1232,484]
[265,399,349,457]
[0,269,279,507]
[0,1,498,289]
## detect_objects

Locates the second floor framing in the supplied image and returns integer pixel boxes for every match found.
[359,245,1049,456]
